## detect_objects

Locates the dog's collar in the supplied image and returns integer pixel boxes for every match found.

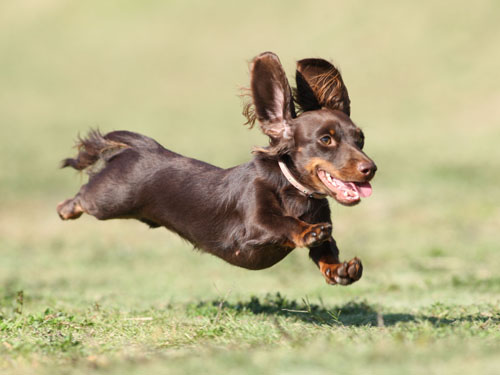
[278,161,327,199]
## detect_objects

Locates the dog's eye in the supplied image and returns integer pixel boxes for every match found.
[319,135,332,145]
[356,136,365,149]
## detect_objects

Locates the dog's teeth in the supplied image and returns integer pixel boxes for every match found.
[343,191,348,197]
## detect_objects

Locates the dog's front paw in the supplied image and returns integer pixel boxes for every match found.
[322,257,363,285]
[296,222,332,248]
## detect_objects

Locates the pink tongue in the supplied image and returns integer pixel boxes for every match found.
[354,182,372,198]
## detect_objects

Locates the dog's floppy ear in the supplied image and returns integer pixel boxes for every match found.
[295,58,351,116]
[249,52,296,140]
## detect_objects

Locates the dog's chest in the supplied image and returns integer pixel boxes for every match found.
[280,187,313,218]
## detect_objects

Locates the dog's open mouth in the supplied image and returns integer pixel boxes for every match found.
[317,169,372,205]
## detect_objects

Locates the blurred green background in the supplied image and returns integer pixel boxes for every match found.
[0,0,499,374]
[1,0,499,318]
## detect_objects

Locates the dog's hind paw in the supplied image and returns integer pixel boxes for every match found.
[57,199,83,220]
[322,257,363,285]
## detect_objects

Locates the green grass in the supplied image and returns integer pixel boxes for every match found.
[1,1,499,374]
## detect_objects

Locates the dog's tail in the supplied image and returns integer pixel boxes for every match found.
[61,129,130,171]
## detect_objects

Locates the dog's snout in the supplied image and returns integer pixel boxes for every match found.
[358,161,377,179]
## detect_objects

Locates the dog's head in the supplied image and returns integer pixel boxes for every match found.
[245,52,377,206]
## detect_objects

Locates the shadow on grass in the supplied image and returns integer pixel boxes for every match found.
[187,293,497,327]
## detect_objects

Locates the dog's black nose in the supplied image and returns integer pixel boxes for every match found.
[358,161,377,178]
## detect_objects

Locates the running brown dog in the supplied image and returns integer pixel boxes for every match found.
[57,52,377,285]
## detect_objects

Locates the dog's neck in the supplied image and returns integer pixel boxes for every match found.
[278,160,326,199]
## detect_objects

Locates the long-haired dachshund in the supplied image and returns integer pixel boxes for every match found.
[57,52,376,285]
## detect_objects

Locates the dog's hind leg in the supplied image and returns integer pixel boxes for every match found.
[58,130,147,222]
[57,147,147,223]
[57,169,137,222]
[57,196,84,220]
[57,183,97,220]
[57,181,134,222]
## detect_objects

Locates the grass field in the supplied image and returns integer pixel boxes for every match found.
[1,1,499,374]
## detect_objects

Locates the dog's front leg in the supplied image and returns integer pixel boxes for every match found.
[254,187,331,248]
[257,209,332,248]
[277,217,332,248]
[309,238,363,285]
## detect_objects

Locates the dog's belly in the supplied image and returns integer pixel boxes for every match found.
[215,244,294,270]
